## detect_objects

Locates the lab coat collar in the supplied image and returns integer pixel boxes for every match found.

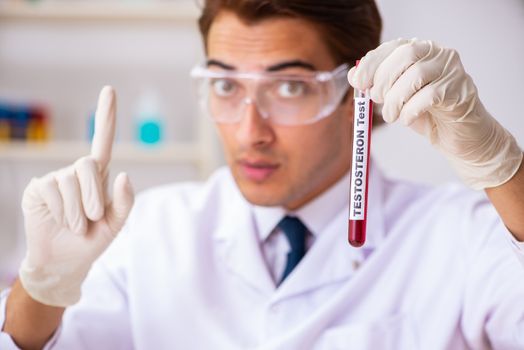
[213,161,386,298]
[273,161,386,300]
[252,169,351,240]
[213,171,276,295]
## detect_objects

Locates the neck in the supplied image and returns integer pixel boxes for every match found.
[284,163,351,211]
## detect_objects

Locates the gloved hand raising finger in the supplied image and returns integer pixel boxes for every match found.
[19,86,135,307]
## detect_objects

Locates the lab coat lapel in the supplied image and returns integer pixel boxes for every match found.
[272,208,362,300]
[214,196,275,296]
[273,164,386,301]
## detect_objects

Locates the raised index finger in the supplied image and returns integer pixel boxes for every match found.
[90,86,116,171]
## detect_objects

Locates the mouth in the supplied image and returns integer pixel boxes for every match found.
[237,159,280,182]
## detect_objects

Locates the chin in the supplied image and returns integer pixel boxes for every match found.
[235,180,286,207]
[244,196,282,207]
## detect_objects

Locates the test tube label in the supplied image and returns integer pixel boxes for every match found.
[349,96,371,221]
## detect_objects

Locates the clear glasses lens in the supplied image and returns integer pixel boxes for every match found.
[207,78,246,122]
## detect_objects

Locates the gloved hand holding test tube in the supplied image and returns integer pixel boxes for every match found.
[346,38,523,247]
[348,60,373,247]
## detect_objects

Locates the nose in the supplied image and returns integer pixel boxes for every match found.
[235,98,275,149]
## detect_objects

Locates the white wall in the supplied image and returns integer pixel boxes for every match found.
[0,20,204,142]
[373,0,524,184]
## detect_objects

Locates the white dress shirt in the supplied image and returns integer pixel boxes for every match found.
[1,163,524,349]
[254,170,351,283]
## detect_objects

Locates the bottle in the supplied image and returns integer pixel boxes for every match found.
[0,103,10,141]
[27,105,49,142]
[11,105,30,140]
[135,91,163,146]
[87,111,95,142]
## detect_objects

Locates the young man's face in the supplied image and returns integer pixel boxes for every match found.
[207,10,353,209]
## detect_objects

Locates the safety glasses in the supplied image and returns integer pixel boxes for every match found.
[190,63,350,126]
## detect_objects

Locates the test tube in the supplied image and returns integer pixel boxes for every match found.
[348,60,373,247]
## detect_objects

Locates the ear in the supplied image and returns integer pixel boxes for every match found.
[339,88,355,124]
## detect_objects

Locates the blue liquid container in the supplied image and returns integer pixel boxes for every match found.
[138,118,162,145]
[88,112,95,141]
[135,91,164,146]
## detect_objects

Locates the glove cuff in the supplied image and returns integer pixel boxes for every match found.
[18,257,87,308]
[452,129,523,190]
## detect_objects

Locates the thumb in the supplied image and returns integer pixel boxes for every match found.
[105,172,134,234]
[347,66,357,87]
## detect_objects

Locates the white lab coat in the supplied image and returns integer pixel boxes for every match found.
[1,165,524,349]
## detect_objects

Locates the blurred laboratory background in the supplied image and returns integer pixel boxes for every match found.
[0,0,523,288]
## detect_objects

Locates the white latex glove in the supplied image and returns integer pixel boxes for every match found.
[348,38,523,190]
[19,86,135,307]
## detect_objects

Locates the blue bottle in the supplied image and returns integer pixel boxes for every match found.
[135,92,163,146]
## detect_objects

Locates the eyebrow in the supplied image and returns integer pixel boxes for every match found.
[206,59,235,70]
[206,59,317,72]
[267,60,317,72]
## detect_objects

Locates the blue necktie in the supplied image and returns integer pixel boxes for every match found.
[278,216,307,284]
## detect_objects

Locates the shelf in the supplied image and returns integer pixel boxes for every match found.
[0,140,202,164]
[0,1,200,22]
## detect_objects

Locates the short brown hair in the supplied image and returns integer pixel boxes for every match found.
[197,0,383,125]
[198,0,381,65]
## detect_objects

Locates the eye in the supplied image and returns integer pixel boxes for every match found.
[211,78,237,97]
[277,81,307,98]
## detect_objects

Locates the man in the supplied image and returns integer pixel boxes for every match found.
[1,0,524,349]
